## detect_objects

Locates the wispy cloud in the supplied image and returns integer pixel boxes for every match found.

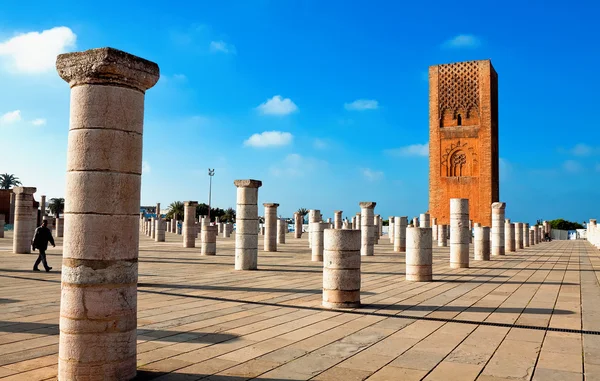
[385,143,429,157]
[31,118,46,126]
[313,138,328,150]
[244,131,293,148]
[563,160,583,173]
[0,110,21,126]
[344,99,379,111]
[360,168,384,182]
[209,40,236,54]
[142,161,151,174]
[256,95,298,116]
[0,26,76,74]
[559,143,598,157]
[270,154,326,177]
[442,34,481,49]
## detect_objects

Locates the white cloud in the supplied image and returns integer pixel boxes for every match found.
[0,26,76,74]
[313,138,327,150]
[563,160,582,173]
[31,118,46,126]
[142,161,151,174]
[385,143,429,157]
[244,131,293,148]
[209,40,236,54]
[442,34,481,49]
[256,95,298,116]
[270,154,326,177]
[0,110,22,126]
[361,168,384,182]
[344,99,379,111]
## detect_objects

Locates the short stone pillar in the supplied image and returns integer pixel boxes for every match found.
[474,226,490,260]
[360,202,376,256]
[378,216,383,238]
[322,229,361,308]
[9,193,15,225]
[263,203,279,252]
[431,217,438,240]
[183,201,198,248]
[515,222,523,249]
[342,219,350,229]
[293,213,302,238]
[438,224,448,247]
[277,218,286,244]
[491,202,506,256]
[529,228,535,246]
[388,216,395,243]
[412,217,419,226]
[394,216,407,252]
[155,219,165,242]
[234,179,262,270]
[355,213,361,230]
[13,187,37,254]
[201,224,217,255]
[523,223,530,247]
[450,198,469,268]
[373,215,380,244]
[312,222,326,261]
[165,220,170,233]
[56,47,159,380]
[56,217,64,238]
[0,214,4,238]
[406,226,432,281]
[334,210,342,229]
[505,219,515,252]
[308,209,320,248]
[150,217,156,239]
[419,213,430,228]
[172,214,177,233]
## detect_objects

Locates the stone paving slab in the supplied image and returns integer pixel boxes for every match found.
[0,231,597,380]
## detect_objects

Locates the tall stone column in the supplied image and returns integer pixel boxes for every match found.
[450,198,469,268]
[322,229,361,308]
[491,202,506,256]
[515,222,523,249]
[308,209,320,248]
[12,187,37,254]
[474,226,490,260]
[355,213,361,230]
[529,228,535,246]
[234,179,262,270]
[40,195,46,221]
[406,226,432,281]
[201,224,217,255]
[334,211,342,229]
[150,217,155,239]
[389,216,395,244]
[56,47,159,381]
[277,218,286,244]
[431,217,438,240]
[419,213,430,228]
[263,203,278,252]
[312,222,326,261]
[56,217,64,238]
[378,215,383,237]
[360,202,376,256]
[183,201,198,248]
[0,214,4,238]
[373,215,380,244]
[438,224,448,247]
[505,219,515,252]
[394,216,407,252]
[9,192,16,225]
[523,223,530,247]
[294,212,302,238]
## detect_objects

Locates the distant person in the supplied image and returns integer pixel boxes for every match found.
[32,219,55,272]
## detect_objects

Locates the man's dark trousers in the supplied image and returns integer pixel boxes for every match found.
[34,249,50,270]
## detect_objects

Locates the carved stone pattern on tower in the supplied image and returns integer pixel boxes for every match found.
[440,140,478,177]
[438,61,480,118]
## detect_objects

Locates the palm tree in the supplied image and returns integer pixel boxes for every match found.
[0,173,22,189]
[297,208,308,223]
[166,201,184,220]
[48,198,65,218]
[223,207,236,222]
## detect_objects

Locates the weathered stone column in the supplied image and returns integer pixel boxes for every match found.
[450,198,469,268]
[523,223,530,247]
[323,229,361,308]
[515,222,523,249]
[431,217,438,240]
[56,217,64,238]
[505,219,515,252]
[438,224,448,247]
[235,179,262,270]
[373,214,380,244]
[277,218,286,244]
[56,47,159,381]
[389,216,395,244]
[343,219,350,229]
[360,202,376,256]
[334,210,342,230]
[294,212,303,238]
[0,214,4,238]
[9,193,15,225]
[263,203,278,252]
[378,216,383,238]
[412,217,419,226]
[183,201,197,248]
[308,209,320,248]
[474,226,490,260]
[312,222,326,261]
[419,213,430,228]
[406,226,432,281]
[491,202,506,256]
[150,216,156,239]
[201,224,217,255]
[529,228,535,246]
[12,187,37,254]
[40,195,46,221]
[394,216,407,252]
[172,214,177,233]
[155,219,165,242]
[166,220,171,233]
[355,213,361,230]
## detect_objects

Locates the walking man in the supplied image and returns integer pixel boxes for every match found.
[32,219,55,272]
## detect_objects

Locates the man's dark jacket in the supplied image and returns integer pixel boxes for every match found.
[32,226,55,251]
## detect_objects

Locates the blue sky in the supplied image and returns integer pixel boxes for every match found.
[1,0,599,224]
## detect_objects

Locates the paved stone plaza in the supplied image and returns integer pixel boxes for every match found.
[0,231,599,380]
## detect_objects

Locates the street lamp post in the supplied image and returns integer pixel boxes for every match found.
[208,168,215,222]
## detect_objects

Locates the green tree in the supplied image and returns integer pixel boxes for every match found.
[549,219,584,231]
[0,173,22,189]
[222,207,236,222]
[48,198,65,218]
[297,208,309,223]
[166,201,184,220]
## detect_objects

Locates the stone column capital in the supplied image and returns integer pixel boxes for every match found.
[234,179,262,188]
[184,201,198,207]
[359,202,376,209]
[263,203,279,208]
[12,186,36,195]
[334,210,342,214]
[56,47,160,92]
[491,202,506,210]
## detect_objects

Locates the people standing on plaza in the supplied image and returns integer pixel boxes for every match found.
[32,219,55,272]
